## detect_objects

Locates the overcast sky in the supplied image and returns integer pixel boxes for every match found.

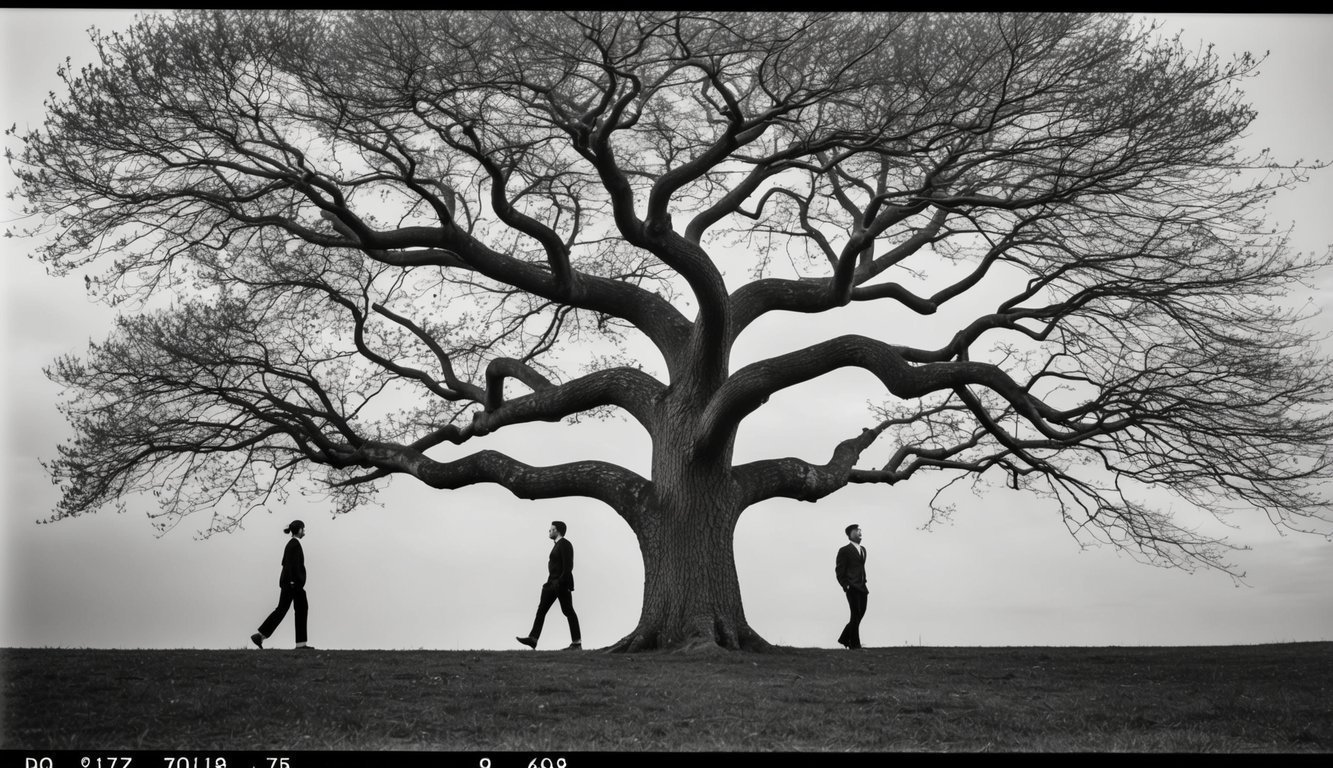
[3,11,1332,651]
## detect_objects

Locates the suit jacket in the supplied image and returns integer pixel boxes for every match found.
[835,542,867,594]
[546,537,574,591]
[279,538,306,589]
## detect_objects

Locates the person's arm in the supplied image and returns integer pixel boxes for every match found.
[557,540,574,585]
[835,547,850,591]
[545,541,568,588]
[293,541,306,587]
[282,540,306,588]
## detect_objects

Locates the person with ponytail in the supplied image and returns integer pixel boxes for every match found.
[250,520,312,650]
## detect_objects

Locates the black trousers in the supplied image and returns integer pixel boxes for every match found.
[258,584,308,644]
[528,584,580,643]
[838,588,867,648]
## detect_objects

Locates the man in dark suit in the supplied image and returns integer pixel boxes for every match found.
[517,520,582,650]
[835,523,868,649]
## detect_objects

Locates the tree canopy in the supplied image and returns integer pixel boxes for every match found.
[10,10,1333,650]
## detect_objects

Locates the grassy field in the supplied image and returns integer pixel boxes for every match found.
[3,643,1330,752]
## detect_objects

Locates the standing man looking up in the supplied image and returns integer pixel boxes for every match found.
[835,523,868,649]
[517,520,582,650]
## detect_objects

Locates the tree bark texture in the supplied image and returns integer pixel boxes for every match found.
[609,390,770,652]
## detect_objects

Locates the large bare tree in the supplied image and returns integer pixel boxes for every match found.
[10,11,1333,650]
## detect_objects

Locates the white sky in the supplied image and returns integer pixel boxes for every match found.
[3,11,1332,651]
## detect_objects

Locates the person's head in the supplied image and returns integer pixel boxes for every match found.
[845,524,861,543]
[285,520,305,539]
[550,520,567,539]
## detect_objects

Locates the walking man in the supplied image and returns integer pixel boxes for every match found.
[835,523,868,649]
[517,521,582,650]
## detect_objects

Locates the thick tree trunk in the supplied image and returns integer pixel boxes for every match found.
[608,391,771,652]
[609,499,770,652]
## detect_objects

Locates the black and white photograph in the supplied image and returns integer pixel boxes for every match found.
[3,9,1332,756]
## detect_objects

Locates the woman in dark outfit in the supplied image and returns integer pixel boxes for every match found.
[250,520,312,649]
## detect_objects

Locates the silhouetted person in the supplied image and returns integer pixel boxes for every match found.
[251,520,312,650]
[836,523,868,649]
[517,520,582,650]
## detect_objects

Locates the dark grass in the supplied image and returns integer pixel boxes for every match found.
[4,643,1331,752]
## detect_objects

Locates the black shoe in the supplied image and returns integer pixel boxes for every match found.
[250,633,264,649]
[517,636,537,649]
[295,645,315,650]
[563,642,582,651]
